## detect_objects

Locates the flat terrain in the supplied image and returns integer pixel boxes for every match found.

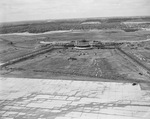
[0,29,150,83]
[0,77,150,119]
[0,29,150,61]
[1,29,150,42]
[0,17,150,83]
[1,17,150,119]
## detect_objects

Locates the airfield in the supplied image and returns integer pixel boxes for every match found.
[0,29,150,82]
[0,17,150,119]
[0,77,150,119]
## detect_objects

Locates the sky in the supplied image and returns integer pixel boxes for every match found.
[0,0,150,22]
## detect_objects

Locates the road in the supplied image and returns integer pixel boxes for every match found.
[0,46,54,68]
[116,48,150,77]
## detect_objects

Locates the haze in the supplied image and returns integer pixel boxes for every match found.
[0,0,150,22]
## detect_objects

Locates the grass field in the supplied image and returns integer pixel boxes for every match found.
[129,49,150,68]
[0,24,150,82]
[1,29,150,42]
[1,48,148,82]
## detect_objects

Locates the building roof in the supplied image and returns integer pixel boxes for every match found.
[75,40,90,47]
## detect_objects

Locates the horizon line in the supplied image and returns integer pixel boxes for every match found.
[1,15,150,24]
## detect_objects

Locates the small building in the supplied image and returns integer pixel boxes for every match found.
[40,41,71,46]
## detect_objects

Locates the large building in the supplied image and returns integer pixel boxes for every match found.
[74,40,93,50]
[39,40,122,49]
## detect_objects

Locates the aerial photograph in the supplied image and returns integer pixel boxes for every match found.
[0,0,150,119]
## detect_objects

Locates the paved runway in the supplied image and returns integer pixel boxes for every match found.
[0,77,150,119]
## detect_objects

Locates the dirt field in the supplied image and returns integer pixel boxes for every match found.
[0,29,149,62]
[1,47,148,82]
[128,49,150,69]
[0,29,150,82]
[0,29,150,42]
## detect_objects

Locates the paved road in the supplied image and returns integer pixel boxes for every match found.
[0,77,150,119]
[116,48,150,77]
[0,46,54,68]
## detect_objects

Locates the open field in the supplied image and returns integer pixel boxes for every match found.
[0,16,150,83]
[127,49,150,69]
[0,29,149,62]
[1,47,149,82]
[1,16,150,34]
[0,30,150,82]
[0,29,150,42]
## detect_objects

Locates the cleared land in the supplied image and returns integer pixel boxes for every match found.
[0,17,150,83]
[1,47,149,82]
[0,29,150,62]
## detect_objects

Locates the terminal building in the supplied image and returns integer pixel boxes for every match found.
[74,40,93,50]
[39,39,123,50]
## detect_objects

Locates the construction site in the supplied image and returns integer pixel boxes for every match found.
[0,17,150,119]
[0,36,150,83]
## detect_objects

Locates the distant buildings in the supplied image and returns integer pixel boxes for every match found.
[81,22,101,25]
[39,40,123,50]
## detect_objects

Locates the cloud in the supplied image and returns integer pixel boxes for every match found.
[0,0,150,22]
